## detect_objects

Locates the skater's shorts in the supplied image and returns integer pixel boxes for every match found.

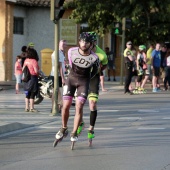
[15,74,22,84]
[88,73,100,102]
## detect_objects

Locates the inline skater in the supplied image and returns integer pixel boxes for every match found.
[53,32,99,149]
[133,45,147,94]
[77,32,108,146]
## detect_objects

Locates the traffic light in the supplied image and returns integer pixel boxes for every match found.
[122,18,132,30]
[114,28,120,35]
[125,18,132,29]
[50,0,65,22]
[113,22,121,35]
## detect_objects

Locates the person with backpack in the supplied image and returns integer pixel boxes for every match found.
[22,48,39,112]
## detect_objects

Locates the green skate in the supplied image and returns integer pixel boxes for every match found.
[133,87,139,94]
[88,130,95,147]
[77,122,85,136]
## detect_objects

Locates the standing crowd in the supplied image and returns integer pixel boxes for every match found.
[123,41,169,94]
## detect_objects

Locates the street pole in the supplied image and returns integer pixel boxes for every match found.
[52,21,59,116]
[120,17,126,85]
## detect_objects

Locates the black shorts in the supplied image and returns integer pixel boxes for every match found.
[63,74,90,100]
[88,73,100,95]
[153,67,160,77]
[51,76,62,87]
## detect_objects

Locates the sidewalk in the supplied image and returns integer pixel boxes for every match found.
[0,80,16,90]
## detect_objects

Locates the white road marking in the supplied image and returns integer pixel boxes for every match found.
[118,117,142,120]
[138,127,165,130]
[138,109,159,113]
[162,117,170,119]
[39,126,114,130]
[98,110,119,112]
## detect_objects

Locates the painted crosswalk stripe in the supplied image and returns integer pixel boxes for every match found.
[99,110,119,112]
[118,117,142,120]
[162,117,170,119]
[39,126,114,130]
[138,127,165,130]
[138,109,159,113]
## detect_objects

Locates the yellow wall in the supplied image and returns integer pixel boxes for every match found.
[0,0,6,80]
[0,0,13,81]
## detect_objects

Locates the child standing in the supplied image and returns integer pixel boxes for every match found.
[14,55,22,94]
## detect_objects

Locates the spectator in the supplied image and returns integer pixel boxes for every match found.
[163,49,170,90]
[141,43,154,89]
[160,44,167,82]
[105,47,116,81]
[124,41,134,94]
[129,47,137,91]
[14,55,22,94]
[23,48,39,112]
[134,45,147,93]
[20,46,27,67]
[51,40,67,113]
[151,43,161,92]
[27,42,39,61]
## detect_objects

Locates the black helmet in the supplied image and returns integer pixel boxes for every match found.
[79,32,93,43]
[88,32,97,42]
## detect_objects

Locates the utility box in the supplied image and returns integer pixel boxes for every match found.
[41,48,53,76]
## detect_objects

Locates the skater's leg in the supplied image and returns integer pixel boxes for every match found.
[87,99,97,139]
[88,99,97,131]
[72,98,84,133]
[141,75,149,88]
[62,99,72,128]
[55,99,71,140]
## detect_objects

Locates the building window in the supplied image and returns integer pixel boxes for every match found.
[13,17,24,35]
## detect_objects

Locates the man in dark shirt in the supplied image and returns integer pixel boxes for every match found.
[105,47,116,81]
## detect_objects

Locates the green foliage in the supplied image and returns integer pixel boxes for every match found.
[64,0,170,44]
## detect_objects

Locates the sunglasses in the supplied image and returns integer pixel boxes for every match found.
[127,44,132,45]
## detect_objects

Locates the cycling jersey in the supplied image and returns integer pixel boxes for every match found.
[95,45,108,66]
[68,47,99,78]
[63,47,99,103]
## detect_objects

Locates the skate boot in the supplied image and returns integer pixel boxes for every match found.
[53,127,68,147]
[77,122,85,136]
[70,132,78,150]
[88,130,95,147]
[139,87,147,94]
[133,87,139,94]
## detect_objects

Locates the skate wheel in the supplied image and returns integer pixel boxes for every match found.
[71,141,75,150]
[89,139,92,147]
[53,139,59,147]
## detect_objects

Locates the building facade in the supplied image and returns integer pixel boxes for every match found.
[0,0,122,81]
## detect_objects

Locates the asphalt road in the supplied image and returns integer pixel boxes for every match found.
[0,87,170,170]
